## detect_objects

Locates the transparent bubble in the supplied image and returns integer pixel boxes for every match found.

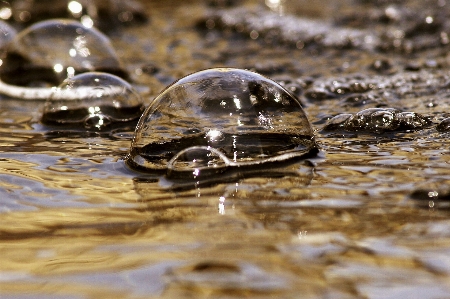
[8,0,148,30]
[0,19,126,86]
[41,72,144,130]
[127,68,318,172]
[437,117,450,132]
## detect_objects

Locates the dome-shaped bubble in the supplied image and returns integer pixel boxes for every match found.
[0,19,126,86]
[437,117,450,132]
[127,68,317,172]
[41,72,144,130]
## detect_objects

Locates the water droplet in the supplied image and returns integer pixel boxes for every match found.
[408,182,450,210]
[437,117,450,132]
[41,72,144,130]
[127,68,317,172]
[0,19,126,86]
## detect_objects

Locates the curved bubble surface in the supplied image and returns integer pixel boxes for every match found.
[41,72,144,130]
[0,19,126,86]
[127,68,317,172]
[6,0,148,30]
[0,20,16,48]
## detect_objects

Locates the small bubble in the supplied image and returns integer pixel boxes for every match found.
[41,72,144,130]
[437,117,450,132]
[296,41,305,49]
[323,114,353,130]
[250,30,259,39]
[428,191,439,198]
[205,19,215,29]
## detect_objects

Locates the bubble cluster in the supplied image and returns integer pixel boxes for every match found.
[127,68,318,174]
[324,108,432,133]
[0,19,126,87]
[41,72,144,130]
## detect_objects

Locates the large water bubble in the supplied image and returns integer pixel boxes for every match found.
[127,68,318,175]
[0,19,126,87]
[41,72,144,130]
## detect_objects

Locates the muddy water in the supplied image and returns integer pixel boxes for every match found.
[1,0,450,298]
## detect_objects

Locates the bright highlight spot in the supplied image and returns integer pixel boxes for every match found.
[53,64,63,73]
[68,1,83,14]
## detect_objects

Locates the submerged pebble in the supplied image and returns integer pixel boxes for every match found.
[0,19,126,87]
[324,108,431,133]
[127,68,318,175]
[41,72,144,130]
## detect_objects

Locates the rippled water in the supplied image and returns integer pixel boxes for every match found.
[1,0,450,298]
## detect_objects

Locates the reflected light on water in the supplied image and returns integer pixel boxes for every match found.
[0,7,11,20]
[53,63,64,73]
[219,196,225,214]
[68,1,83,15]
[265,0,286,15]
[81,15,94,28]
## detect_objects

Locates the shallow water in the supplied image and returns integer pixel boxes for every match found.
[1,0,450,298]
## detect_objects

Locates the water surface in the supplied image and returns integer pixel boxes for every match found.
[1,0,450,298]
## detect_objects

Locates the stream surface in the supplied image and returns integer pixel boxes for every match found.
[1,0,450,298]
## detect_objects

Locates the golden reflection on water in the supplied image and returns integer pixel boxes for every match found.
[1,0,450,298]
